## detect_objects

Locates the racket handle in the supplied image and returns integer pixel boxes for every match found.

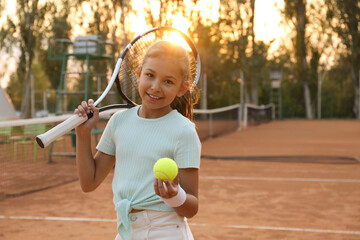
[36,114,88,148]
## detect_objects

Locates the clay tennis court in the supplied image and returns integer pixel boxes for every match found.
[1,120,360,239]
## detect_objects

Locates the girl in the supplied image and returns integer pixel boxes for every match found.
[75,41,201,240]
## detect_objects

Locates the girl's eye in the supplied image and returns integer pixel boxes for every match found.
[164,80,174,85]
[143,72,154,78]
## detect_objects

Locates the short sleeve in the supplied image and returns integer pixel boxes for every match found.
[96,115,116,156]
[174,123,201,169]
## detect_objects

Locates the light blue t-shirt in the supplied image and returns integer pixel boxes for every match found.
[96,105,201,240]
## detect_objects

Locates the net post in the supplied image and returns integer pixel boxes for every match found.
[48,142,54,164]
[317,71,322,119]
[244,104,248,129]
[209,113,213,138]
[358,69,360,119]
[238,70,244,131]
[272,104,276,120]
[238,104,241,131]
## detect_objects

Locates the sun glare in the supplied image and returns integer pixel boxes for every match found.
[172,13,190,33]
[129,11,148,35]
[167,32,192,51]
[254,0,289,56]
[195,0,220,24]
[128,0,191,50]
[166,14,191,50]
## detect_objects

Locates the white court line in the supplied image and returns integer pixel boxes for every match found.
[1,215,360,235]
[1,172,76,176]
[191,223,360,235]
[0,215,116,222]
[201,176,360,183]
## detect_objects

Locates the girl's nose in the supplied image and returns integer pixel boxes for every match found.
[151,79,160,90]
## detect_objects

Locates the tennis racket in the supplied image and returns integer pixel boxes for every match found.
[36,26,201,148]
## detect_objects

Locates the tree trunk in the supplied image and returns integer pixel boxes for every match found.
[20,1,34,119]
[250,0,258,105]
[251,73,258,105]
[298,0,313,119]
[20,66,32,118]
[122,0,126,49]
[355,86,360,119]
[303,81,313,119]
[350,66,360,119]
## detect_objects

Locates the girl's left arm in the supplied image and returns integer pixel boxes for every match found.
[174,168,199,218]
[155,168,199,218]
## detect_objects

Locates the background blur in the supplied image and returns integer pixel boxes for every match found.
[0,0,359,120]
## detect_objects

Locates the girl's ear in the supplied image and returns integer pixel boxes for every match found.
[177,81,190,97]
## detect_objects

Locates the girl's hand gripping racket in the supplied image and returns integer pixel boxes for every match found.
[36,26,201,148]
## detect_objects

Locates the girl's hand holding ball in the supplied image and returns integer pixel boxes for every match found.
[153,158,179,199]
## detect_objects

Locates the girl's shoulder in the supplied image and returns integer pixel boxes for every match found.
[168,111,198,137]
[106,107,138,129]
[169,110,195,127]
[109,106,138,120]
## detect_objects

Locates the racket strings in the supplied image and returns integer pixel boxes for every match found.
[117,34,154,104]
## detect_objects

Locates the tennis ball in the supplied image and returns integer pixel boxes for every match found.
[153,158,178,181]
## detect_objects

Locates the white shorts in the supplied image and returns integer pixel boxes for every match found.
[114,210,194,240]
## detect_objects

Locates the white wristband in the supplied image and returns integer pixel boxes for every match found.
[160,184,187,207]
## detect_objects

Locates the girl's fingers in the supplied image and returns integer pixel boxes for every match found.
[154,178,160,195]
[76,100,97,118]
[154,179,166,196]
[154,178,178,198]
[75,100,100,131]
[76,105,86,117]
[87,99,94,114]
[173,170,179,185]
[80,101,89,115]
[158,179,167,196]
[81,100,88,109]
[89,102,99,118]
[164,180,178,197]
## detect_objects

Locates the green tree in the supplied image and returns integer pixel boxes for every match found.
[39,0,73,90]
[1,0,52,118]
[325,0,360,119]
[283,0,314,119]
[194,22,226,108]
[268,47,309,118]
[249,0,258,105]
[218,0,269,106]
[69,0,129,105]
[322,54,355,118]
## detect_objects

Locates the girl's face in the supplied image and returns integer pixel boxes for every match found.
[137,56,189,118]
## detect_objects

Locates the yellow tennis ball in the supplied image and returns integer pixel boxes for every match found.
[153,158,178,181]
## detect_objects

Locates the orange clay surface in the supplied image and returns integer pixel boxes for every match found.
[1,120,360,240]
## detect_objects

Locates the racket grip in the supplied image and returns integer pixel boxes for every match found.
[36,114,88,148]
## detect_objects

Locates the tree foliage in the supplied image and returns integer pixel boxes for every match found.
[1,0,359,119]
[1,0,52,117]
[325,0,360,118]
[283,0,315,119]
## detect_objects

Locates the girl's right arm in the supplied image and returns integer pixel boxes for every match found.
[75,99,115,192]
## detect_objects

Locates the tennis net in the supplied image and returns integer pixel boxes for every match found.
[0,104,247,199]
[243,103,275,128]
[194,104,241,140]
[0,111,116,199]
